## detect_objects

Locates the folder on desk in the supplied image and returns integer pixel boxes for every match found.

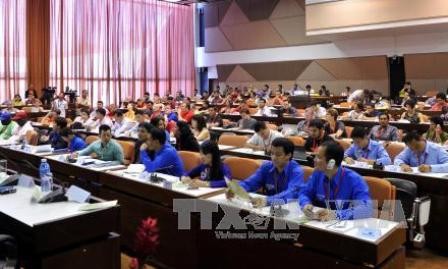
[227,180,251,201]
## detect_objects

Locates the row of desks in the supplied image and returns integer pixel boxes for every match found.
[219,146,448,254]
[0,145,405,268]
[219,113,431,132]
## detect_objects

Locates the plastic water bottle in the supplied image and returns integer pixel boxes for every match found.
[39,159,52,192]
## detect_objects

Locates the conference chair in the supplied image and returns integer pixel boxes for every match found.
[267,123,278,131]
[223,157,261,181]
[287,136,305,147]
[384,142,405,162]
[117,140,135,165]
[0,234,17,269]
[335,139,351,151]
[218,134,248,147]
[178,151,201,172]
[344,126,354,138]
[25,130,39,145]
[364,176,396,219]
[385,178,431,249]
[302,166,314,182]
[85,135,99,145]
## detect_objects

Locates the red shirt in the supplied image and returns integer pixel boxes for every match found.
[180,110,194,123]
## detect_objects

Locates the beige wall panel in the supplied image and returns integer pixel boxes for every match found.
[307,0,448,31]
[270,0,304,19]
[297,61,336,81]
[271,16,324,45]
[220,1,250,26]
[220,20,287,50]
[316,56,388,80]
[226,65,257,82]
[205,27,233,53]
[405,53,448,79]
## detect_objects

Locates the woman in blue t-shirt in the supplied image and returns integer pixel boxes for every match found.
[182,140,231,188]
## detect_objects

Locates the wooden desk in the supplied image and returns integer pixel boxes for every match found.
[199,195,405,268]
[340,119,430,133]
[215,146,448,253]
[0,186,120,269]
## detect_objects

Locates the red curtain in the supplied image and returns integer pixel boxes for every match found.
[49,0,196,105]
[0,0,27,101]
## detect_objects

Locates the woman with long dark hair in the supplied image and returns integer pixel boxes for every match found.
[181,140,231,188]
[191,114,210,141]
[175,121,200,152]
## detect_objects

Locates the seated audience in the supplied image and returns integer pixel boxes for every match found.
[86,108,113,132]
[431,92,448,111]
[112,111,135,137]
[128,110,148,138]
[12,94,24,106]
[76,89,91,109]
[182,140,231,188]
[178,103,194,123]
[245,121,283,153]
[369,113,398,141]
[48,117,69,150]
[0,112,17,140]
[299,142,372,221]
[318,85,330,97]
[25,93,42,106]
[150,115,170,144]
[78,125,124,164]
[254,99,274,117]
[347,102,364,120]
[344,127,391,165]
[310,102,326,118]
[208,90,223,105]
[401,99,422,124]
[296,107,316,135]
[140,127,184,176]
[73,108,93,127]
[90,100,109,118]
[124,103,136,121]
[6,111,34,144]
[175,121,200,152]
[423,116,448,144]
[226,138,304,208]
[60,128,87,152]
[133,122,154,164]
[394,131,448,173]
[304,119,334,152]
[324,108,346,139]
[270,90,285,106]
[191,114,210,142]
[40,110,60,127]
[363,103,379,118]
[282,101,297,115]
[238,108,257,130]
[206,106,223,128]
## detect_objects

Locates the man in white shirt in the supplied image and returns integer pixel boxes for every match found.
[127,110,148,138]
[86,108,113,132]
[5,111,34,144]
[245,121,283,153]
[348,89,369,103]
[90,101,109,118]
[254,99,275,117]
[53,93,68,118]
[76,89,91,108]
[112,111,136,137]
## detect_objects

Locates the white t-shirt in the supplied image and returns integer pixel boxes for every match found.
[53,99,68,118]
[247,130,283,148]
